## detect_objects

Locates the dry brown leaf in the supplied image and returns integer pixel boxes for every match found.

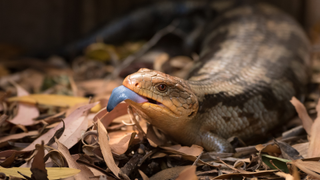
[146,125,167,147]
[97,119,121,178]
[9,83,39,126]
[290,97,313,135]
[176,166,198,180]
[161,144,203,157]
[275,172,294,180]
[0,151,17,167]
[159,145,215,167]
[31,143,48,180]
[308,99,320,158]
[276,141,302,160]
[109,131,136,155]
[255,144,281,155]
[9,102,39,126]
[292,142,309,158]
[56,137,93,180]
[0,150,31,159]
[290,159,320,179]
[0,131,38,145]
[57,113,95,149]
[150,166,190,180]
[93,102,128,128]
[44,150,65,167]
[65,103,87,117]
[138,169,150,180]
[23,102,98,151]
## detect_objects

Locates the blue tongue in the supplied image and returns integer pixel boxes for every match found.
[106,85,147,112]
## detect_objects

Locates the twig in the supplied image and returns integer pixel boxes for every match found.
[110,19,185,78]
[138,149,158,167]
[217,157,247,173]
[81,130,99,146]
[192,151,203,166]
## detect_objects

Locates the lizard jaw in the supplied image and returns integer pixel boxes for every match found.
[107,85,179,122]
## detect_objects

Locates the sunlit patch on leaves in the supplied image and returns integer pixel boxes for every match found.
[7,94,101,112]
[0,167,80,179]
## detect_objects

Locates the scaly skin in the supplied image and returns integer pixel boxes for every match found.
[108,3,311,152]
[122,68,234,152]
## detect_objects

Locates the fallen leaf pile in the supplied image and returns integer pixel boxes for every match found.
[1,10,320,180]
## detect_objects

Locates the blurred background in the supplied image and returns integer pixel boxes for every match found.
[0,0,319,59]
[1,0,320,100]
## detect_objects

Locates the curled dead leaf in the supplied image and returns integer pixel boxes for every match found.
[290,97,313,135]
[109,131,137,155]
[97,119,122,179]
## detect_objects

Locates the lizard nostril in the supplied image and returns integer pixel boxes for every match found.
[135,83,139,87]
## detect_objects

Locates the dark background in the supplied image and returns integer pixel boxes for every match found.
[0,0,318,56]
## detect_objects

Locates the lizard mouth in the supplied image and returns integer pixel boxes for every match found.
[146,97,163,105]
[106,85,163,112]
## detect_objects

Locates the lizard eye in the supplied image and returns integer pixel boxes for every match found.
[157,84,167,91]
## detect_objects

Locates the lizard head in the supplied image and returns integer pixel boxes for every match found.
[107,68,199,132]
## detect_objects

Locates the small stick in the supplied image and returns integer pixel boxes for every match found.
[192,151,203,166]
[110,19,185,78]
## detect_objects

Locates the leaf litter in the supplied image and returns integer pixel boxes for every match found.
[1,10,320,180]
